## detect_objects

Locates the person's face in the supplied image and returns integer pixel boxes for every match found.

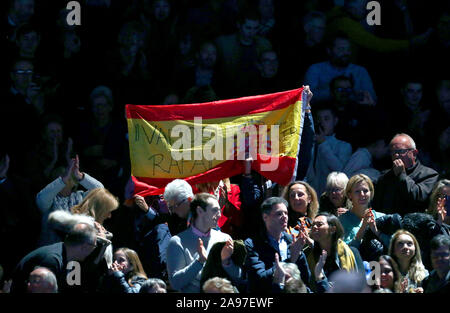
[389,136,417,168]
[430,245,450,274]
[329,38,352,67]
[394,234,416,263]
[263,203,288,234]
[114,250,132,274]
[97,208,115,225]
[259,51,278,78]
[17,31,39,55]
[327,183,346,208]
[27,269,54,293]
[379,258,394,290]
[198,198,221,230]
[167,197,190,219]
[92,95,112,121]
[238,19,260,43]
[332,79,353,104]
[346,0,367,20]
[46,122,63,144]
[310,215,333,242]
[317,109,337,136]
[437,82,450,115]
[12,0,35,24]
[10,60,33,90]
[347,181,371,209]
[288,184,310,215]
[153,0,170,21]
[198,43,217,69]
[305,18,326,44]
[402,83,423,107]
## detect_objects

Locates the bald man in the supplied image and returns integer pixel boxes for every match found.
[372,133,439,215]
[27,267,58,293]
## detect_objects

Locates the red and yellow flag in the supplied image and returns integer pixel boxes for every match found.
[126,87,306,197]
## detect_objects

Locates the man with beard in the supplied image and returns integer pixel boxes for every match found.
[304,32,376,103]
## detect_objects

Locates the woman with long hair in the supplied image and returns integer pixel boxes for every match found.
[307,212,364,290]
[376,255,402,293]
[282,181,319,237]
[388,230,429,293]
[102,247,148,293]
[427,179,450,227]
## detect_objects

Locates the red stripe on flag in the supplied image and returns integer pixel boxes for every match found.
[126,88,303,121]
[131,155,297,197]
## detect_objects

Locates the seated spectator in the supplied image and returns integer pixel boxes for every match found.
[100,247,147,293]
[10,223,99,293]
[422,235,450,294]
[305,102,352,195]
[342,131,389,183]
[307,213,364,291]
[326,270,370,293]
[249,50,293,96]
[203,276,237,293]
[36,155,104,246]
[303,32,377,103]
[244,197,311,293]
[214,7,272,98]
[427,179,450,227]
[282,181,318,236]
[26,267,58,293]
[139,278,167,293]
[372,133,439,216]
[272,258,308,293]
[166,193,242,292]
[388,230,429,293]
[319,172,349,217]
[374,255,402,293]
[339,174,390,248]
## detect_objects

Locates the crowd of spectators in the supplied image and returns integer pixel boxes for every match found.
[1,0,450,294]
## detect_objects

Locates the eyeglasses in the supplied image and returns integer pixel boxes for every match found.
[390,148,413,156]
[13,69,33,75]
[328,187,344,193]
[167,198,187,212]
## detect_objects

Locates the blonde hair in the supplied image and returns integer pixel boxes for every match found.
[203,277,236,293]
[71,188,119,223]
[388,230,428,285]
[282,181,319,219]
[345,174,375,202]
[427,179,450,219]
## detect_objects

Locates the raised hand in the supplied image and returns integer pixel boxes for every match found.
[134,195,149,212]
[392,158,405,176]
[314,250,328,281]
[65,137,73,166]
[273,253,287,285]
[72,155,84,181]
[221,239,234,266]
[302,85,313,106]
[197,238,207,264]
[290,231,306,263]
[436,197,446,225]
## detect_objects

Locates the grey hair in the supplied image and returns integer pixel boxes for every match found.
[139,278,167,293]
[164,179,194,203]
[325,172,349,193]
[31,267,58,293]
[203,277,236,293]
[392,133,417,150]
[280,262,301,281]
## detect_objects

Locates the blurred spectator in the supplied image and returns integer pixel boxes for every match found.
[326,270,370,293]
[139,278,167,293]
[26,267,58,293]
[304,32,377,103]
[3,0,36,43]
[426,179,450,227]
[372,133,439,216]
[305,102,352,196]
[203,276,237,293]
[422,234,450,293]
[214,7,272,98]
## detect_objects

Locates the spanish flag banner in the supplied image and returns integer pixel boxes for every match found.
[126,87,306,197]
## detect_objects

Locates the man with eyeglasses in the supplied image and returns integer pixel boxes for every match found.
[372,133,439,216]
[423,235,450,293]
[10,223,98,293]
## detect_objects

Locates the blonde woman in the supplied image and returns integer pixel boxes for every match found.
[339,174,391,248]
[388,230,429,293]
[427,179,450,226]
